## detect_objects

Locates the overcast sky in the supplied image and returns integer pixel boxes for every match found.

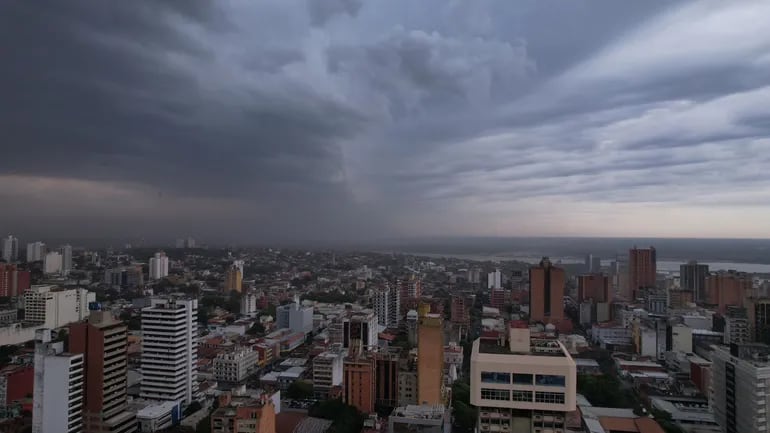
[2,0,770,243]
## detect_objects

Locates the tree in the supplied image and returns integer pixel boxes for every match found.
[577,374,634,408]
[246,322,265,336]
[309,399,364,433]
[286,380,314,400]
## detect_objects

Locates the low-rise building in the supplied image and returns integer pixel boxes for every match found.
[211,396,276,433]
[387,405,450,433]
[214,347,259,383]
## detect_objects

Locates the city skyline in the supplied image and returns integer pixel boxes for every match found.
[3,1,770,242]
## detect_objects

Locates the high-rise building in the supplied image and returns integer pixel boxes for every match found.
[2,235,18,262]
[374,349,400,407]
[60,244,73,274]
[275,296,313,335]
[69,307,136,433]
[241,291,259,317]
[224,264,243,293]
[43,251,63,274]
[374,285,400,328]
[185,237,196,249]
[104,266,144,289]
[706,271,752,313]
[313,348,344,399]
[724,306,751,345]
[343,311,379,353]
[398,276,422,308]
[417,314,444,405]
[490,288,506,309]
[680,261,709,303]
[32,329,85,433]
[467,268,481,285]
[748,298,770,345]
[26,241,46,263]
[488,269,502,289]
[23,286,95,328]
[0,263,31,297]
[577,274,611,303]
[628,246,657,300]
[140,298,198,406]
[344,357,375,414]
[450,295,470,325]
[711,343,770,433]
[585,254,602,273]
[470,325,577,433]
[529,257,565,324]
[148,252,169,280]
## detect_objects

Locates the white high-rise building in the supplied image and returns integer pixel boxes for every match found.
[487,269,502,289]
[276,296,314,334]
[2,235,18,262]
[26,241,45,262]
[711,343,770,433]
[43,251,63,274]
[374,285,400,328]
[23,285,95,328]
[60,244,72,274]
[148,252,169,280]
[241,291,259,317]
[140,298,198,406]
[33,329,84,433]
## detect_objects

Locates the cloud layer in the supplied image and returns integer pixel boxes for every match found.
[2,0,770,243]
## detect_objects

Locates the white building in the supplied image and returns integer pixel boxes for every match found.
[23,285,95,328]
[2,235,18,262]
[60,244,73,274]
[488,269,502,289]
[313,348,344,398]
[213,347,258,383]
[32,329,84,433]
[26,241,45,262]
[136,400,182,433]
[711,343,770,433]
[140,298,198,406]
[343,311,379,352]
[149,252,169,280]
[240,291,259,317]
[276,297,313,334]
[374,285,400,328]
[43,251,63,274]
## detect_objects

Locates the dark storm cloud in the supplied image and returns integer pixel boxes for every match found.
[308,0,363,26]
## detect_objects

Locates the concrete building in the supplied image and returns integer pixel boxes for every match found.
[344,357,376,414]
[313,348,344,399]
[69,307,136,433]
[450,295,470,325]
[224,264,243,293]
[706,271,752,313]
[628,246,657,300]
[211,396,275,433]
[148,252,169,280]
[104,266,144,289]
[140,298,198,406]
[43,251,63,274]
[417,314,444,405]
[681,261,709,303]
[276,297,313,335]
[398,371,418,407]
[374,285,400,328]
[23,285,95,328]
[388,405,450,433]
[398,276,422,307]
[32,329,85,433]
[724,306,751,345]
[711,343,770,433]
[406,310,419,346]
[748,298,770,345]
[0,364,33,408]
[136,400,182,433]
[529,257,565,325]
[0,263,31,297]
[374,349,400,407]
[240,291,259,317]
[343,311,379,353]
[488,269,502,290]
[490,288,506,310]
[213,347,258,383]
[2,235,18,262]
[60,244,73,274]
[577,274,611,304]
[26,241,45,263]
[470,325,577,433]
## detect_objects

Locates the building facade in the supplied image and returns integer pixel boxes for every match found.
[213,348,258,383]
[2,235,18,263]
[711,343,770,433]
[23,286,95,328]
[313,349,344,399]
[706,271,752,313]
[148,252,169,280]
[417,314,444,405]
[33,329,85,433]
[681,261,709,303]
[628,246,657,300]
[344,357,375,414]
[577,274,611,304]
[529,257,565,324]
[0,264,31,297]
[374,285,400,328]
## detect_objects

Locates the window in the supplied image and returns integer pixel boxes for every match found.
[481,388,510,401]
[535,374,566,387]
[535,392,565,404]
[481,372,511,384]
[513,373,533,385]
[512,390,532,402]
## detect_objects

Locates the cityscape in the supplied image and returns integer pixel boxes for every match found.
[4,1,770,433]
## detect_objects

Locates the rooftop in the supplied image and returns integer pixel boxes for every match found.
[478,339,566,357]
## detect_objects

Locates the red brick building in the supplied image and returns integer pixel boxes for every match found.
[529,257,565,324]
[628,247,657,300]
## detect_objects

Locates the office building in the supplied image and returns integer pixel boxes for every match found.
[451,295,470,325]
[313,348,344,399]
[26,241,45,263]
[577,274,611,304]
[724,306,751,345]
[213,348,258,383]
[585,254,602,273]
[417,314,444,405]
[748,298,770,345]
[148,252,169,280]
[374,285,400,328]
[529,257,565,324]
[706,271,752,313]
[69,307,136,433]
[628,246,657,300]
[470,325,577,433]
[0,263,31,297]
[104,266,144,289]
[343,311,379,353]
[488,269,502,290]
[60,244,73,274]
[43,251,63,274]
[240,291,259,317]
[224,264,243,293]
[275,297,313,335]
[32,329,85,433]
[398,276,422,307]
[23,285,95,328]
[2,235,18,262]
[374,349,400,407]
[490,288,506,309]
[681,261,709,303]
[344,357,376,414]
[711,343,770,433]
[140,298,198,406]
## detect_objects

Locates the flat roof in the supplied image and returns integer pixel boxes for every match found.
[478,340,566,357]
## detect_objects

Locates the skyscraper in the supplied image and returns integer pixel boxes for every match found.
[140,298,198,406]
[628,246,657,300]
[488,269,502,289]
[577,274,611,303]
[711,343,770,433]
[680,261,709,303]
[60,244,73,274]
[69,306,136,433]
[33,329,85,433]
[529,257,565,324]
[26,241,45,262]
[224,264,243,292]
[374,285,400,328]
[0,263,31,297]
[43,251,63,274]
[705,271,752,313]
[344,357,375,414]
[417,314,444,405]
[149,252,169,280]
[2,235,18,262]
